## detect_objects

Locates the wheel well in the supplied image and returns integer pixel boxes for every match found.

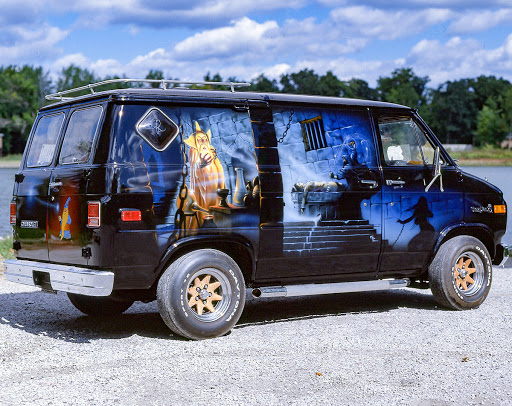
[426,227,495,275]
[156,241,254,289]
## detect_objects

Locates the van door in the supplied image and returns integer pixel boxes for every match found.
[15,111,66,261]
[377,113,463,276]
[47,104,104,265]
[255,105,383,282]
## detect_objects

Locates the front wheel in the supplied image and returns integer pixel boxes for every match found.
[157,249,245,340]
[428,236,492,310]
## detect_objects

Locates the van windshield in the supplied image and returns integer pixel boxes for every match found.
[26,113,65,167]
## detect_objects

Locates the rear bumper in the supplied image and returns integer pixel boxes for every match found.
[3,259,114,296]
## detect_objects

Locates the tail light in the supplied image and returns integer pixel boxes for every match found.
[10,202,16,225]
[87,201,101,227]
[121,209,142,222]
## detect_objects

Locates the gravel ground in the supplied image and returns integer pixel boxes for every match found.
[0,267,511,406]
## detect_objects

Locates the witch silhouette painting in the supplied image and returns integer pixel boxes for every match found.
[397,196,435,251]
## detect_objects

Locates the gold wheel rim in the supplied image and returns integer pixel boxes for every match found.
[186,273,226,319]
[187,274,223,315]
[454,256,478,292]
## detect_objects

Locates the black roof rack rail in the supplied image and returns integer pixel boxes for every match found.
[45,78,252,101]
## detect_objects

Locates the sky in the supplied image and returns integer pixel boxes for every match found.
[1,0,512,88]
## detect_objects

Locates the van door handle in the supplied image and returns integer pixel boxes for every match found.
[360,179,378,188]
[386,179,405,186]
[49,181,63,188]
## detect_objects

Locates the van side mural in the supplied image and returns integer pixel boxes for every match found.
[110,105,258,241]
[268,106,382,275]
[274,107,379,222]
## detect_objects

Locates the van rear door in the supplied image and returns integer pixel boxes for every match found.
[15,111,66,261]
[47,104,104,265]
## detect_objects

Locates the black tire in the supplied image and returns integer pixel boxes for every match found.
[428,236,492,310]
[157,249,245,340]
[67,293,134,316]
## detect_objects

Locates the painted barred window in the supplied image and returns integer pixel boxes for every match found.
[301,116,327,151]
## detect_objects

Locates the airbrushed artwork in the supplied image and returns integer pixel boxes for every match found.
[123,106,259,237]
[58,197,72,240]
[182,122,226,228]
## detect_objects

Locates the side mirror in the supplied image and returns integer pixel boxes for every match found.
[425,147,444,192]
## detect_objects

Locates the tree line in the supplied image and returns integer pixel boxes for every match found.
[1,64,511,155]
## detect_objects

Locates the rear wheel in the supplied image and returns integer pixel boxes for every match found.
[157,249,245,340]
[67,293,134,316]
[428,236,492,310]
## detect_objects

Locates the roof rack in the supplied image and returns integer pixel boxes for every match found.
[45,78,252,101]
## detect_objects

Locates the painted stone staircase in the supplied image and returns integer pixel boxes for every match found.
[283,219,380,257]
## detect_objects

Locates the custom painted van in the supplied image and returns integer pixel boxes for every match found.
[5,80,509,339]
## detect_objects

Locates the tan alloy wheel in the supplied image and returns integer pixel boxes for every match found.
[453,251,484,298]
[186,268,232,322]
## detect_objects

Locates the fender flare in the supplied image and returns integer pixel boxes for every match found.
[428,222,495,270]
[155,233,256,282]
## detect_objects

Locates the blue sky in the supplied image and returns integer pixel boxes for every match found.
[2,0,512,87]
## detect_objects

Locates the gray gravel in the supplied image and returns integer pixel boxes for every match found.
[1,267,511,406]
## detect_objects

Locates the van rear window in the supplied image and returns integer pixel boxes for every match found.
[26,113,65,167]
[59,106,103,164]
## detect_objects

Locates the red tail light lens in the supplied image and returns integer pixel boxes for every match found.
[10,202,16,225]
[87,201,101,227]
[121,209,142,222]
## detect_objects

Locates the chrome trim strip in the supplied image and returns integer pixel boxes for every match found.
[252,278,410,298]
[3,259,114,296]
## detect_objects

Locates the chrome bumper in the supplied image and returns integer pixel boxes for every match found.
[3,259,114,296]
[498,245,512,268]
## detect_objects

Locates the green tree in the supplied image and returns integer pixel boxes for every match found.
[145,69,164,88]
[340,79,378,100]
[377,68,429,108]
[56,65,97,96]
[318,71,343,97]
[250,74,279,93]
[426,79,478,144]
[471,75,511,112]
[0,65,50,154]
[475,99,508,146]
[280,69,320,95]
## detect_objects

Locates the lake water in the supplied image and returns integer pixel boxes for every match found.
[1,166,511,245]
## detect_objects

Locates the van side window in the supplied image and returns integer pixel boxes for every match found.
[59,106,103,164]
[378,116,436,166]
[26,113,65,167]
[136,108,179,151]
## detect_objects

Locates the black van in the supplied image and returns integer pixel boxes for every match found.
[5,80,509,339]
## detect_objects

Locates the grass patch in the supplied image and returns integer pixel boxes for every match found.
[0,236,15,260]
[451,147,512,166]
[0,154,23,162]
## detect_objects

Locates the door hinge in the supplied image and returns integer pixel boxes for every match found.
[14,173,24,183]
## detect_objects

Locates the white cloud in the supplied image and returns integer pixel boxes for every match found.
[51,0,306,29]
[329,6,453,40]
[0,24,68,65]
[173,17,279,60]
[406,35,512,86]
[318,0,512,8]
[448,9,512,34]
